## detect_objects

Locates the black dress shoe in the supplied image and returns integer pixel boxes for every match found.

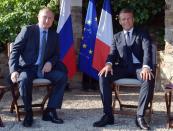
[93,114,114,127]
[42,110,64,124]
[135,116,150,130]
[23,111,33,127]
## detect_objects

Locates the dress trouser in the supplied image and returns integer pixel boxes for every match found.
[17,66,67,112]
[99,65,154,117]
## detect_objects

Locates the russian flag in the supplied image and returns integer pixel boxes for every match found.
[57,0,77,79]
[92,0,113,71]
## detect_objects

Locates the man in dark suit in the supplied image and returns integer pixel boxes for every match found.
[9,7,67,127]
[93,8,154,130]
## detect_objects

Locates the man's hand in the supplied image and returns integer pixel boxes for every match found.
[98,63,113,77]
[11,71,19,83]
[140,67,154,80]
[42,62,52,74]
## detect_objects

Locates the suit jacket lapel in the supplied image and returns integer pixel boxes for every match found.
[35,25,40,55]
[130,28,137,45]
[121,31,126,46]
[44,29,51,58]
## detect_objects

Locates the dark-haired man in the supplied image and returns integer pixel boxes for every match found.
[93,8,154,130]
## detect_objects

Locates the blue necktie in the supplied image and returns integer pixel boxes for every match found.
[37,31,47,78]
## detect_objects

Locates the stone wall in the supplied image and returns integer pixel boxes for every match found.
[71,6,82,54]
[159,0,173,89]
[71,3,83,82]
[71,0,82,54]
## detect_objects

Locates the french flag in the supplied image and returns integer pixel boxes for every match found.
[92,0,113,71]
[57,0,77,78]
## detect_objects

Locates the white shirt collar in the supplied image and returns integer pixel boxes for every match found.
[123,28,133,35]
[39,28,48,33]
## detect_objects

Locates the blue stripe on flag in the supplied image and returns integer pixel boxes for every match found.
[58,16,73,59]
[103,0,111,14]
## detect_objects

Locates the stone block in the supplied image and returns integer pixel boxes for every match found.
[165,10,173,17]
[165,0,173,9]
[165,40,173,53]
[165,28,173,44]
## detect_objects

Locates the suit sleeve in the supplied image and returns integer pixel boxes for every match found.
[47,32,60,68]
[106,34,119,65]
[8,26,28,74]
[48,33,68,73]
[141,31,152,67]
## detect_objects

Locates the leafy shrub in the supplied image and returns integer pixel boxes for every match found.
[0,0,59,48]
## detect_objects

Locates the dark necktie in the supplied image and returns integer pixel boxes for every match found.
[37,31,47,78]
[125,32,133,72]
[126,32,130,45]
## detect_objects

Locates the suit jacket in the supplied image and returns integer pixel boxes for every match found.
[106,27,153,69]
[9,24,67,74]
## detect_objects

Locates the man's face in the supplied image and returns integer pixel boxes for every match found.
[119,12,134,31]
[38,9,54,29]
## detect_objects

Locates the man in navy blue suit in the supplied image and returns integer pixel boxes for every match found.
[9,7,67,127]
[93,8,154,130]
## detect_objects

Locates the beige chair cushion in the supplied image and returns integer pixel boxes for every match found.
[114,78,141,86]
[33,78,51,86]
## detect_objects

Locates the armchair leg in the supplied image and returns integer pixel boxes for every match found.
[112,85,124,114]
[165,91,173,128]
[8,80,52,121]
[10,87,21,121]
[114,85,123,110]
[0,88,5,127]
[0,117,4,127]
[40,86,52,111]
[112,89,116,113]
[112,84,154,117]
[147,101,153,123]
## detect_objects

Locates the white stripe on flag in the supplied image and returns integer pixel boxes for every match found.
[96,10,113,46]
[57,0,71,33]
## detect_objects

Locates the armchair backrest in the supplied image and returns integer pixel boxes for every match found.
[151,43,157,73]
[7,42,13,58]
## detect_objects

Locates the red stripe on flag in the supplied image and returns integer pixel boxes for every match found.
[62,45,77,79]
[92,39,110,71]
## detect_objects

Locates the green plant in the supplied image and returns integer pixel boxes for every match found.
[111,0,165,50]
[84,0,164,24]
[111,0,164,25]
[0,0,59,48]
